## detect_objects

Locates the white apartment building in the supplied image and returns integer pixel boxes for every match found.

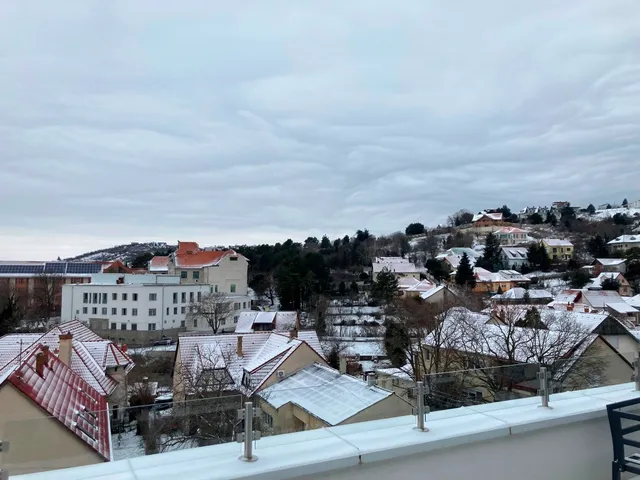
[61,273,251,345]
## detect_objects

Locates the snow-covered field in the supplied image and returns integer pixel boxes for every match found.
[579,207,640,221]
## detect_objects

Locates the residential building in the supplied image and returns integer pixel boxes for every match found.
[577,289,626,312]
[375,364,416,405]
[420,285,459,305]
[608,235,640,253]
[441,254,477,271]
[493,227,532,246]
[491,287,553,305]
[473,268,530,294]
[626,294,640,309]
[548,289,584,309]
[164,241,249,294]
[172,330,325,402]
[587,272,634,297]
[499,246,529,270]
[234,311,299,333]
[540,239,574,261]
[258,363,412,434]
[0,261,111,317]
[372,257,422,281]
[594,258,627,276]
[148,256,169,273]
[606,303,640,327]
[61,273,251,344]
[337,339,388,375]
[397,277,436,297]
[0,344,111,474]
[437,248,482,259]
[471,211,505,228]
[0,320,134,420]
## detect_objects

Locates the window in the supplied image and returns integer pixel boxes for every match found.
[149,308,157,316]
[242,302,246,309]
[112,293,117,301]
[132,308,138,316]
[101,307,107,315]
[181,306,186,314]
[133,293,138,301]
[230,256,238,262]
[122,308,127,316]
[122,293,128,301]
[121,323,126,330]
[262,412,273,428]
[197,291,202,302]
[110,323,116,330]
[193,271,200,280]
[82,307,88,314]
[131,323,137,331]
[173,307,178,315]
[181,320,185,327]
[102,293,107,304]
[149,293,157,301]
[189,292,194,302]
[234,316,239,323]
[181,292,186,303]
[173,292,178,304]
[93,293,98,303]
[193,319,198,328]
[214,285,218,293]
[180,271,187,279]
[221,318,226,325]
[148,323,156,331]
[112,308,117,315]
[234,302,241,310]
[230,284,236,293]
[91,307,97,315]
[83,293,88,304]
[166,307,170,315]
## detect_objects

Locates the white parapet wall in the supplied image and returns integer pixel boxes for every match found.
[14,383,640,480]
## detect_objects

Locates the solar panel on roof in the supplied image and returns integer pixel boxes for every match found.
[0,264,45,274]
[44,262,67,274]
[66,262,103,274]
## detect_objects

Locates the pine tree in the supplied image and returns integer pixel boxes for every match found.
[384,322,410,368]
[372,268,398,305]
[477,232,501,272]
[455,253,476,288]
[320,235,332,250]
[623,198,629,207]
[586,204,596,214]
[523,289,531,304]
[350,281,359,294]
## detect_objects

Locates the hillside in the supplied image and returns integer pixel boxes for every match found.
[67,242,173,263]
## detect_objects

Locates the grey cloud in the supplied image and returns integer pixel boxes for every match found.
[1,0,640,259]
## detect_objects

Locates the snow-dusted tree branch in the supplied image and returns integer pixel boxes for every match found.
[186,292,233,333]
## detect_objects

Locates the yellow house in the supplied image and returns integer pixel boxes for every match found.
[0,345,111,475]
[541,238,574,261]
[258,363,413,434]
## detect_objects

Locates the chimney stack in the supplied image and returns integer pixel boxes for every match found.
[367,374,375,387]
[339,357,347,374]
[59,333,73,366]
[237,336,243,357]
[41,345,50,368]
[35,352,45,377]
[584,305,589,313]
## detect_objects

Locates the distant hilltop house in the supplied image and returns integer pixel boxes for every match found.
[471,211,505,229]
[472,268,530,294]
[588,272,634,297]
[499,246,529,270]
[540,239,574,261]
[493,227,534,246]
[594,258,627,276]
[372,257,422,281]
[608,235,640,253]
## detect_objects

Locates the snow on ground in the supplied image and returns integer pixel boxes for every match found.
[579,207,640,221]
[536,277,571,295]
[130,344,177,355]
[112,430,144,460]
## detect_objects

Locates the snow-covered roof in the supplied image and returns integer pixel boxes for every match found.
[443,254,477,270]
[472,212,503,222]
[397,277,435,292]
[437,248,482,259]
[549,289,583,306]
[234,311,298,334]
[608,235,640,245]
[500,247,529,259]
[375,364,414,380]
[420,285,447,301]
[149,256,169,272]
[625,295,640,309]
[176,331,324,395]
[3,345,111,461]
[494,227,527,234]
[372,258,420,274]
[474,268,530,283]
[581,290,625,308]
[258,363,395,425]
[492,287,553,301]
[596,258,626,266]
[542,238,573,247]
[588,272,624,290]
[339,340,385,358]
[606,303,639,314]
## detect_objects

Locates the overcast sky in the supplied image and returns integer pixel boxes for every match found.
[1,1,639,260]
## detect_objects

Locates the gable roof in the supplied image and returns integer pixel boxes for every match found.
[608,235,640,245]
[494,227,527,235]
[625,295,640,309]
[149,256,169,272]
[500,247,529,259]
[472,212,503,222]
[4,346,111,461]
[234,311,299,334]
[177,331,325,395]
[542,238,573,247]
[596,258,626,266]
[258,363,395,425]
[492,287,553,301]
[588,272,625,289]
[581,289,625,308]
[172,242,245,269]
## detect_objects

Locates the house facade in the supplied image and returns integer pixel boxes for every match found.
[471,212,505,230]
[493,227,531,246]
[541,239,574,261]
[499,246,529,270]
[588,272,634,297]
[372,257,421,281]
[608,235,640,253]
[472,268,531,294]
[594,258,626,276]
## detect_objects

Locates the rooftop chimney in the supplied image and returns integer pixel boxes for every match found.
[35,352,45,377]
[237,336,243,357]
[339,357,347,374]
[41,345,50,368]
[367,374,375,387]
[59,333,73,366]
[584,305,589,313]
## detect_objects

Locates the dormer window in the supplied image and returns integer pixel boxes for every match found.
[230,256,238,261]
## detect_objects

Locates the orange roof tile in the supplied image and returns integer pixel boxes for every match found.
[176,241,200,255]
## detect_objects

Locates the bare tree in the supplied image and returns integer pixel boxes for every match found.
[0,282,23,336]
[186,292,233,334]
[30,273,63,329]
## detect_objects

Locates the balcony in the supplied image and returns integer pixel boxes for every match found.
[3,380,640,480]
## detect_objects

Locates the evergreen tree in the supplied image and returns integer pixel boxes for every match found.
[455,253,476,288]
[477,232,501,272]
[384,322,410,368]
[587,235,610,258]
[623,198,629,207]
[425,259,451,282]
[527,244,551,272]
[320,235,332,250]
[523,289,531,304]
[546,211,557,226]
[529,213,543,224]
[405,223,425,236]
[586,204,596,214]
[601,278,620,291]
[371,268,399,305]
[338,281,347,296]
[350,281,359,295]
[516,307,544,328]
[569,270,591,289]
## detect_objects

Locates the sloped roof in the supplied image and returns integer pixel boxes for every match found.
[625,295,640,309]
[582,290,625,308]
[494,227,527,234]
[472,212,503,222]
[372,259,420,274]
[500,247,529,259]
[596,258,626,266]
[420,285,447,300]
[549,289,583,306]
[149,256,169,272]
[258,363,395,425]
[543,238,573,247]
[234,311,298,334]
[588,272,624,289]
[492,287,553,301]
[172,241,246,268]
[4,346,111,461]
[177,331,325,395]
[608,235,640,245]
[607,303,639,314]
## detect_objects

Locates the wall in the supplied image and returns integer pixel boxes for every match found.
[259,343,327,391]
[0,384,104,475]
[341,394,413,425]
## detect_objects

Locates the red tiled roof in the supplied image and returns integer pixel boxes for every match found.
[6,346,111,461]
[173,241,243,268]
[149,256,169,269]
[176,241,200,255]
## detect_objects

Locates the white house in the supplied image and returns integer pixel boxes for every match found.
[372,257,422,280]
[499,246,529,270]
[61,273,251,345]
[608,235,640,253]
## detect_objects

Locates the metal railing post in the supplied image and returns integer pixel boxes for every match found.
[537,366,551,408]
[635,352,640,391]
[412,381,428,432]
[237,402,261,461]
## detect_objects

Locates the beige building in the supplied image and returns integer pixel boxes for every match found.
[172,330,325,403]
[372,257,422,281]
[258,363,413,434]
[608,235,640,253]
[0,344,111,475]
